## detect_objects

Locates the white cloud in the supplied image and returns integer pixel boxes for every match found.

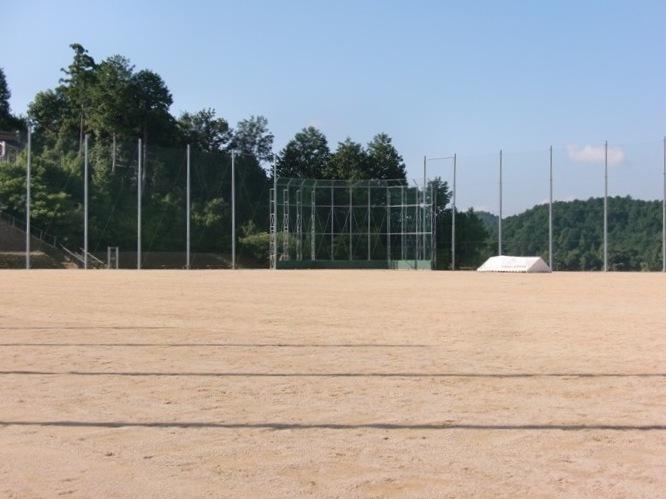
[567,144,625,166]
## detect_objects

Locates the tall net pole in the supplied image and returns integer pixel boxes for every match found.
[137,138,142,269]
[386,187,391,263]
[186,144,191,270]
[25,126,31,269]
[282,188,290,260]
[430,183,434,268]
[452,153,457,270]
[297,189,303,261]
[604,140,608,272]
[269,162,277,269]
[348,184,352,260]
[367,186,371,261]
[432,181,437,269]
[663,137,665,272]
[549,146,553,270]
[112,133,116,173]
[84,134,89,269]
[400,186,405,260]
[231,151,236,269]
[498,149,503,256]
[311,184,316,261]
[422,156,427,261]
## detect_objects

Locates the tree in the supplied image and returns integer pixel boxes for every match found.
[29,89,67,141]
[366,133,407,180]
[229,115,274,163]
[326,138,370,180]
[130,69,175,145]
[0,67,22,131]
[87,55,135,138]
[60,44,97,152]
[178,108,230,152]
[0,67,11,122]
[276,126,330,178]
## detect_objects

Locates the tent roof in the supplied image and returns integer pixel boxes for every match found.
[477,256,552,273]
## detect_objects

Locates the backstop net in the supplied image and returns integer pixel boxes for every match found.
[270,178,434,269]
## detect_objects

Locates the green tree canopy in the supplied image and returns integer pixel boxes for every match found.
[0,67,23,131]
[229,115,274,163]
[177,109,230,152]
[367,133,407,180]
[276,126,330,178]
[326,138,371,180]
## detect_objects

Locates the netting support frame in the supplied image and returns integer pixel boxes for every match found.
[270,177,433,270]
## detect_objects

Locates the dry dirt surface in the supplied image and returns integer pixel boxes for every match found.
[0,270,665,498]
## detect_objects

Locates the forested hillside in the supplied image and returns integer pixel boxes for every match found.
[478,197,663,271]
[0,44,488,267]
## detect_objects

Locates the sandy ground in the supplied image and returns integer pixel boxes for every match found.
[0,270,665,498]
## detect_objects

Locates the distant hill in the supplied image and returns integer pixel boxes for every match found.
[472,197,663,271]
[475,211,498,237]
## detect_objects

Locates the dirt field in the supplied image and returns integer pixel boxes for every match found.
[0,270,665,497]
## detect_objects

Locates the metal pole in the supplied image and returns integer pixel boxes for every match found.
[297,188,303,261]
[386,187,391,263]
[25,127,31,269]
[367,185,371,261]
[430,182,434,268]
[84,134,89,269]
[414,186,418,269]
[663,137,666,273]
[282,188,290,260]
[273,161,278,269]
[499,149,503,256]
[604,141,608,272]
[231,151,236,269]
[432,182,437,269]
[311,185,316,261]
[401,186,405,260]
[186,144,191,269]
[137,138,142,269]
[549,146,553,270]
[349,184,352,260]
[422,156,427,260]
[112,133,116,173]
[452,153,457,270]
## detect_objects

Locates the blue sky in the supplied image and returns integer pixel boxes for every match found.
[4,0,665,213]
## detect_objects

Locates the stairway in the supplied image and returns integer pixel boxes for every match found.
[0,215,77,269]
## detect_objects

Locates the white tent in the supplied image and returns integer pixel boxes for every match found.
[477,255,551,273]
